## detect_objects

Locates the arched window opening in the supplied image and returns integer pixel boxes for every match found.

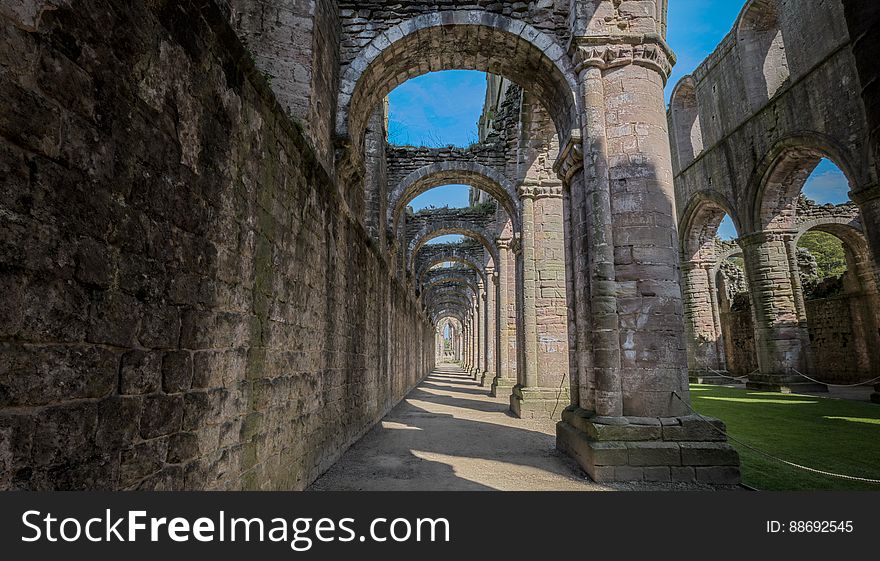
[737,0,791,110]
[670,77,704,167]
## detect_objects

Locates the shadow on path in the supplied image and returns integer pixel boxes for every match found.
[308,365,603,491]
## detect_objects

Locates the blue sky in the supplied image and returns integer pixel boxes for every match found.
[390,1,850,231]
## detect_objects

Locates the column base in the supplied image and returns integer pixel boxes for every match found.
[689,370,736,385]
[509,385,570,419]
[746,374,827,394]
[471,368,481,380]
[555,407,741,484]
[479,370,492,387]
[490,376,516,398]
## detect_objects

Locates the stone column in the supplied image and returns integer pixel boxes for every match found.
[783,233,809,324]
[510,185,571,418]
[467,290,474,376]
[739,231,824,393]
[463,316,471,371]
[554,34,740,484]
[479,282,489,382]
[481,267,497,386]
[681,260,728,383]
[520,190,539,389]
[850,186,880,403]
[492,239,517,396]
[472,288,482,379]
[706,266,727,372]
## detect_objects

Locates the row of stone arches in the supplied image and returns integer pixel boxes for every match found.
[224,0,879,488]
[679,139,880,391]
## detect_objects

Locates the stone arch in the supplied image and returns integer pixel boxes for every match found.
[793,221,880,383]
[389,162,521,235]
[417,254,487,287]
[336,11,580,162]
[423,279,479,303]
[736,0,791,110]
[680,193,742,263]
[408,223,499,272]
[426,290,474,312]
[751,134,861,232]
[678,193,743,380]
[669,76,704,168]
[422,273,479,298]
[432,308,468,326]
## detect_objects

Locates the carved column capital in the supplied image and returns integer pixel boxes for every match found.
[736,230,795,249]
[519,181,564,200]
[496,237,513,251]
[554,131,584,183]
[509,235,523,255]
[571,35,675,83]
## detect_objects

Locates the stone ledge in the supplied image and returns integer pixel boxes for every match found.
[509,385,570,419]
[479,370,492,387]
[689,371,736,385]
[489,376,517,395]
[556,407,742,484]
[746,375,827,394]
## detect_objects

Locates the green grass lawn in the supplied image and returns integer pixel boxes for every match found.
[689,384,880,491]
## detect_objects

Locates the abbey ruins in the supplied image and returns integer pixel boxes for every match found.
[0,0,878,490]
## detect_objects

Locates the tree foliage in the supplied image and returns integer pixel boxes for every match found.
[798,231,847,279]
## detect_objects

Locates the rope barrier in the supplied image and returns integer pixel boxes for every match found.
[790,368,880,389]
[551,371,567,419]
[672,391,880,485]
[702,368,755,382]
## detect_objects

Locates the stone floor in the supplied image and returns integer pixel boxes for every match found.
[309,365,727,491]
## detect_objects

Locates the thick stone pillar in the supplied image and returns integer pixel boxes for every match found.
[492,239,518,397]
[481,267,497,386]
[681,260,728,383]
[555,34,740,484]
[739,232,824,393]
[510,185,571,418]
[479,282,489,382]
[471,288,482,379]
[842,3,880,403]
[464,315,471,371]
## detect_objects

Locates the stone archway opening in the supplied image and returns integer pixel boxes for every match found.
[336,11,580,168]
[745,143,873,391]
[680,196,753,384]
[794,222,880,386]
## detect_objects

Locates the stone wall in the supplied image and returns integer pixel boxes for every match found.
[387,144,509,196]
[337,0,573,68]
[670,0,871,231]
[0,0,433,490]
[805,296,861,384]
[719,305,758,379]
[226,0,340,171]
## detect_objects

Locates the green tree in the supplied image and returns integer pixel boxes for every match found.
[797,231,847,279]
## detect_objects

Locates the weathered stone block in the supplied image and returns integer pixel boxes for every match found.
[140,395,184,439]
[96,396,142,448]
[167,432,200,464]
[121,350,162,395]
[695,466,741,485]
[680,442,740,467]
[662,415,727,442]
[626,441,681,466]
[670,466,696,483]
[162,351,193,393]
